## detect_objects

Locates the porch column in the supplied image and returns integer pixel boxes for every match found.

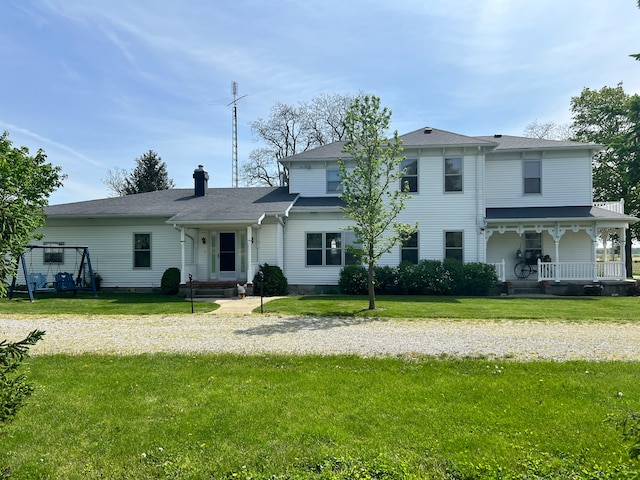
[619,228,627,280]
[246,226,253,283]
[548,223,565,283]
[587,224,599,283]
[180,227,186,284]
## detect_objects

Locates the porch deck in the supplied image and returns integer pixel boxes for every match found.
[489,260,627,283]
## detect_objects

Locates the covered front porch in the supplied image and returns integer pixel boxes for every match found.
[484,201,637,283]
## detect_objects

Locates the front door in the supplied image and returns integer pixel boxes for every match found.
[219,232,236,280]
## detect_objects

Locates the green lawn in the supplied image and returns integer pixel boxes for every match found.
[0,292,218,316]
[258,295,640,322]
[2,354,639,479]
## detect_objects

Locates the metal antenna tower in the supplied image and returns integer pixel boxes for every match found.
[228,81,247,188]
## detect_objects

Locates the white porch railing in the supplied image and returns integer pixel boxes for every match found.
[594,199,625,214]
[489,259,506,283]
[537,260,625,282]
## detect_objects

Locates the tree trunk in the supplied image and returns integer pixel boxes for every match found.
[626,229,633,279]
[368,260,375,310]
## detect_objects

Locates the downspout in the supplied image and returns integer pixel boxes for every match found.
[173,224,186,284]
[476,146,485,262]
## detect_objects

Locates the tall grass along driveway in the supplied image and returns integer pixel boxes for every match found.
[1,314,640,360]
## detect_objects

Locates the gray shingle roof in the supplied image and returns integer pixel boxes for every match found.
[46,187,298,224]
[475,135,601,151]
[486,206,636,221]
[399,127,497,148]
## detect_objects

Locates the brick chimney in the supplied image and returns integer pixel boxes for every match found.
[193,165,209,197]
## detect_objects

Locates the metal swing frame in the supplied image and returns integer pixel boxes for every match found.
[9,245,98,302]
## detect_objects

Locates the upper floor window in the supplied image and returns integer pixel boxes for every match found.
[326,169,342,194]
[400,158,418,192]
[523,160,541,194]
[401,232,419,264]
[444,157,463,192]
[43,242,64,264]
[445,231,463,261]
[134,233,151,268]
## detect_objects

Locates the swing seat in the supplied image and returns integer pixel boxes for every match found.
[28,273,49,291]
[55,272,78,291]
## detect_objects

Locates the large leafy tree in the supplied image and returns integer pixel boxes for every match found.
[242,93,355,186]
[104,150,174,196]
[338,95,416,310]
[570,83,640,277]
[0,131,64,297]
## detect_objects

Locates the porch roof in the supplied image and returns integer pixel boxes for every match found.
[486,206,638,223]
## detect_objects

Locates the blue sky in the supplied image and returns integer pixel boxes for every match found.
[2,0,639,205]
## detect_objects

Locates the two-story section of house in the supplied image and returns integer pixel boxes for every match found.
[281,127,636,289]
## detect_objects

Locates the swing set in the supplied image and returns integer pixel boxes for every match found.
[9,245,98,302]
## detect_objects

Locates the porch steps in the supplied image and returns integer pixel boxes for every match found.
[510,280,542,296]
[181,282,238,299]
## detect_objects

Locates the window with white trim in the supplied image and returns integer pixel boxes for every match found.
[401,232,419,264]
[444,157,463,192]
[133,233,151,268]
[445,231,463,261]
[326,169,343,193]
[523,160,541,194]
[400,158,418,192]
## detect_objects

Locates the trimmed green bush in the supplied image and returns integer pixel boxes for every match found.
[338,260,499,296]
[252,264,289,296]
[339,265,368,294]
[160,267,181,295]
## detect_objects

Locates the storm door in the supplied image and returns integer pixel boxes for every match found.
[219,232,236,280]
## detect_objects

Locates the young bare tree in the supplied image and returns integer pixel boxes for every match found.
[338,95,416,310]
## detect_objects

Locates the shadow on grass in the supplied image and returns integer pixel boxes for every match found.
[294,295,463,304]
[234,315,387,336]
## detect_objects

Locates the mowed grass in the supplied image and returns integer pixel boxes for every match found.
[259,295,640,322]
[0,292,218,316]
[2,354,639,479]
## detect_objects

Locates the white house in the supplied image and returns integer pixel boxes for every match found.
[14,127,638,294]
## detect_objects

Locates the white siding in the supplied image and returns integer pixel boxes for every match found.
[485,151,593,208]
[288,163,335,196]
[284,212,353,285]
[22,217,181,288]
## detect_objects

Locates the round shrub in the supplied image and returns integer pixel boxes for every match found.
[339,264,368,295]
[252,263,289,296]
[160,267,181,295]
[461,262,499,295]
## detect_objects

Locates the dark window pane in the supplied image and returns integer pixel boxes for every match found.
[524,178,541,194]
[401,249,419,264]
[524,160,540,177]
[445,175,462,192]
[445,158,462,175]
[306,250,322,265]
[401,158,417,175]
[134,251,151,268]
[325,249,342,265]
[445,249,463,261]
[306,233,322,249]
[402,176,418,192]
[446,232,462,247]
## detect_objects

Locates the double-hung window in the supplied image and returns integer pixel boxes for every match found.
[523,160,541,194]
[307,232,358,266]
[401,232,419,264]
[400,158,418,192]
[326,169,342,194]
[444,157,463,192]
[445,231,463,261]
[43,242,64,264]
[134,233,151,268]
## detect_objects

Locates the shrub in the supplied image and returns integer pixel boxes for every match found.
[1,330,45,424]
[252,264,288,296]
[339,265,368,295]
[444,258,466,295]
[374,265,399,294]
[415,260,454,295]
[160,267,181,295]
[461,262,499,296]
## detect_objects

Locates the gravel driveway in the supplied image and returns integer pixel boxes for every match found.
[1,314,639,361]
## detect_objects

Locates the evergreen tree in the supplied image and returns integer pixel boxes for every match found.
[117,150,174,196]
